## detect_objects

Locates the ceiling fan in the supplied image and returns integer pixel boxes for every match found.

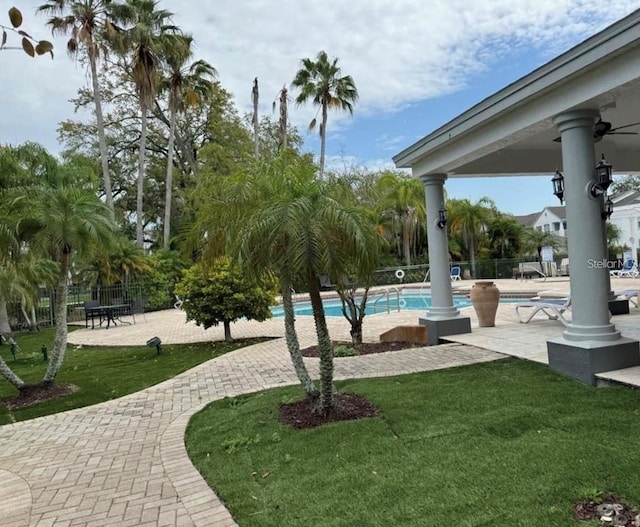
[553,119,640,143]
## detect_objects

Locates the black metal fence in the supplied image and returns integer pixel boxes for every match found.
[5,282,173,332]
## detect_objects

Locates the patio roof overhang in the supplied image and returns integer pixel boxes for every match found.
[393,9,640,178]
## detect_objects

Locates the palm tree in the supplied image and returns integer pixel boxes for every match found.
[159,34,216,250]
[487,215,523,259]
[4,162,116,386]
[117,0,179,246]
[37,0,131,219]
[376,171,425,266]
[291,50,358,178]
[200,152,379,414]
[448,197,495,278]
[521,228,560,267]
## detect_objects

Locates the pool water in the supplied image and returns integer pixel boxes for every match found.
[271,292,475,317]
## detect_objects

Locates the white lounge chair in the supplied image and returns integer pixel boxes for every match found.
[617,289,639,307]
[515,297,571,325]
[610,259,638,277]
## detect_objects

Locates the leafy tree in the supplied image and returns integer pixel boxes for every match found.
[158,34,216,249]
[291,50,358,178]
[1,6,53,57]
[37,0,129,218]
[175,258,276,343]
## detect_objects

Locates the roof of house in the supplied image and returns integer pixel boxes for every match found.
[514,206,566,227]
[612,190,640,207]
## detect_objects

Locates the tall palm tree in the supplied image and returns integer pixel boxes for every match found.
[4,162,116,386]
[117,0,179,246]
[37,0,131,219]
[291,50,358,178]
[159,34,216,250]
[448,197,495,278]
[376,171,425,266]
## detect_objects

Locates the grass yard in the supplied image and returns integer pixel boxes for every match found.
[186,358,640,526]
[0,328,265,425]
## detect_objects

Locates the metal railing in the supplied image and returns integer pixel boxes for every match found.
[371,287,401,314]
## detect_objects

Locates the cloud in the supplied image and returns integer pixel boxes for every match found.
[0,0,638,155]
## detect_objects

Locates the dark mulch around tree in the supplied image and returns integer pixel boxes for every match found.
[280,393,380,429]
[574,494,639,526]
[300,340,425,357]
[2,383,78,410]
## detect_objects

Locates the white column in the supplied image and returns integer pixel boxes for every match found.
[554,110,619,341]
[420,174,460,319]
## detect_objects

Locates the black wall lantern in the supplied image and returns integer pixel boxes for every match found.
[552,170,565,204]
[436,205,447,230]
[591,153,613,197]
[601,195,614,220]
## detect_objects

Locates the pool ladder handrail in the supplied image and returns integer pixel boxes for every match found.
[371,287,401,314]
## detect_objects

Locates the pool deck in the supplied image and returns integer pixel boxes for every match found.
[2,276,640,526]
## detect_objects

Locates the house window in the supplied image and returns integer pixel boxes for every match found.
[553,222,560,231]
[544,224,550,232]
[563,221,567,230]
[536,226,542,232]
[637,220,640,230]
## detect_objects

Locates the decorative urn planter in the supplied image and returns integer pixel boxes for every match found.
[470,281,500,327]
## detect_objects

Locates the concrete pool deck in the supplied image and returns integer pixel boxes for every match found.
[2,275,640,526]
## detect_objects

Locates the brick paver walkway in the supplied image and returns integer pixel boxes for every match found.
[0,309,504,527]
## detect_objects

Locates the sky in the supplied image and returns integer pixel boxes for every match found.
[1,0,639,215]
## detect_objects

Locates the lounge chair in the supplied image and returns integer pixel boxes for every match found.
[617,289,639,307]
[515,297,571,325]
[450,266,461,281]
[610,259,637,277]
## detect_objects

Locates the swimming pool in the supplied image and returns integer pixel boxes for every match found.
[271,291,475,317]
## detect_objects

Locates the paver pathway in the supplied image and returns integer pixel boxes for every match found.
[0,310,504,527]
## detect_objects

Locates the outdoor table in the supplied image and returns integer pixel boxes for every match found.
[86,304,132,329]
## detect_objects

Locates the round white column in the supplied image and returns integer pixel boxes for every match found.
[420,174,460,319]
[554,110,619,341]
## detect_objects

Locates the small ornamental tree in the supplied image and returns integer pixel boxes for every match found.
[175,258,276,342]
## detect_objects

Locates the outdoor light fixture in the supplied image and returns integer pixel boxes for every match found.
[552,170,565,204]
[436,205,447,230]
[590,153,613,197]
[601,195,614,220]
[146,336,162,355]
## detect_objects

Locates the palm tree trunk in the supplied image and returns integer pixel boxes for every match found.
[136,103,148,247]
[281,284,316,396]
[308,276,334,414]
[163,105,177,250]
[0,355,25,391]
[319,100,328,178]
[402,213,412,266]
[42,251,71,385]
[252,78,259,157]
[0,294,11,335]
[469,234,477,278]
[89,50,114,220]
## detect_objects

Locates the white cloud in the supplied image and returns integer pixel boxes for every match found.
[0,0,638,155]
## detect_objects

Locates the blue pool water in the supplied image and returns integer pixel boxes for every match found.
[271,292,476,317]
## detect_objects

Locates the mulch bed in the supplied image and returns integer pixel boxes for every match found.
[574,494,639,526]
[2,383,78,410]
[300,340,426,357]
[280,393,380,429]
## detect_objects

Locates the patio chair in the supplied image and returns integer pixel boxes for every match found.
[130,298,148,324]
[514,296,571,326]
[450,266,461,281]
[610,259,637,277]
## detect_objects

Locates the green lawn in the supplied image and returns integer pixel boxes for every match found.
[0,328,264,425]
[186,359,640,526]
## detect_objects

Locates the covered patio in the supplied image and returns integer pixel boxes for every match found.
[393,9,640,385]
